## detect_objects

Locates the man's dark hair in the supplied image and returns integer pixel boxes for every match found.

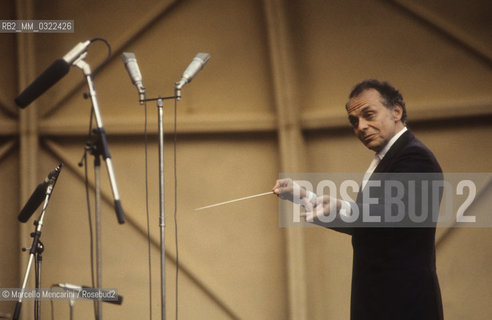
[348,79,407,124]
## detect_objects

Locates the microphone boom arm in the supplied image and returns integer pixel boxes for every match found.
[73,58,125,224]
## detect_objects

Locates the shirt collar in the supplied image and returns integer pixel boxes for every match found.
[376,126,407,160]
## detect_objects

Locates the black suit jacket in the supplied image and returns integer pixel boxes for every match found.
[338,131,444,320]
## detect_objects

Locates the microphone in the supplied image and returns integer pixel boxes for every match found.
[18,162,63,223]
[55,283,123,305]
[15,40,92,108]
[121,52,145,104]
[175,53,210,99]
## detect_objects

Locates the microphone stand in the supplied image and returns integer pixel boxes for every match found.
[69,294,76,320]
[122,51,208,320]
[84,142,103,319]
[141,95,178,320]
[13,173,60,320]
[124,52,208,320]
[73,54,126,320]
[34,241,44,320]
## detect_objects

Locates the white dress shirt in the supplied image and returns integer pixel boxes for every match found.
[338,126,407,216]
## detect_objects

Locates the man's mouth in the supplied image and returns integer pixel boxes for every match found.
[362,134,375,142]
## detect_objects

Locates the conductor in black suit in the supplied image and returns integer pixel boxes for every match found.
[273,79,444,320]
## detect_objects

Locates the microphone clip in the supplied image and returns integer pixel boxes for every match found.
[47,163,64,187]
[138,88,146,105]
[174,83,182,101]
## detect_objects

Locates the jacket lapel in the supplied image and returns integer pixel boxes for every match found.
[372,130,413,174]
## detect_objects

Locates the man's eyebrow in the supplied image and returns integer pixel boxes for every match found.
[349,105,371,115]
[361,106,373,112]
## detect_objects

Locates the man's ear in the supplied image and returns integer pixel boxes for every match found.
[392,104,403,122]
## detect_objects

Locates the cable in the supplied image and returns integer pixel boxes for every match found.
[143,100,153,320]
[50,285,55,320]
[34,255,39,320]
[89,38,112,76]
[174,97,179,320]
[79,107,98,319]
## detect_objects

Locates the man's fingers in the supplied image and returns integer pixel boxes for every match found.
[272,180,281,194]
[301,197,313,211]
[303,211,314,222]
[313,196,324,206]
[273,179,287,193]
[310,203,328,220]
[301,198,318,222]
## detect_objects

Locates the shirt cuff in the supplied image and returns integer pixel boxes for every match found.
[339,200,353,218]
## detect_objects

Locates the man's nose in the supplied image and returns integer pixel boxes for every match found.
[357,118,369,131]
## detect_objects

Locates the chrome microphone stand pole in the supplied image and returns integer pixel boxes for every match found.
[157,97,166,320]
[141,95,177,320]
[95,155,102,319]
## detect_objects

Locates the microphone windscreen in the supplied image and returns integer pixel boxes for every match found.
[18,183,47,222]
[114,199,125,224]
[195,53,210,63]
[15,59,70,108]
[121,52,135,63]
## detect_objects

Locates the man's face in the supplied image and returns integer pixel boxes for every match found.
[346,89,403,153]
